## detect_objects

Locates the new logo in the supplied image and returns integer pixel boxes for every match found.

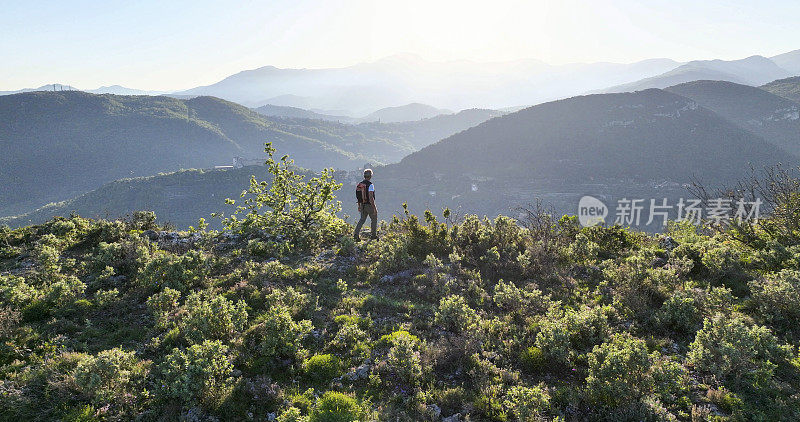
[578,195,608,227]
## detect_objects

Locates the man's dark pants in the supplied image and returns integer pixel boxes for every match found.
[354,204,377,239]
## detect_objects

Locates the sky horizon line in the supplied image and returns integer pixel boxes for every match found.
[3,48,798,94]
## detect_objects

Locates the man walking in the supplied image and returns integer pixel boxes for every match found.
[354,168,378,240]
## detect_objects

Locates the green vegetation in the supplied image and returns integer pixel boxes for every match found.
[761,76,800,103]
[0,91,438,218]
[2,149,800,421]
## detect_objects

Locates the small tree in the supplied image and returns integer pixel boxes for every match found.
[222,142,346,254]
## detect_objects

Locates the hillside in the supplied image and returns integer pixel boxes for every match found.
[253,104,354,122]
[0,109,505,229]
[2,165,800,420]
[665,80,800,155]
[360,103,452,123]
[0,167,266,229]
[373,89,797,221]
[761,76,800,103]
[0,91,416,218]
[355,108,503,150]
[385,89,791,181]
[11,90,794,231]
[603,56,791,93]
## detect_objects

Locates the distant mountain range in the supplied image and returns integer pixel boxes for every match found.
[771,49,800,75]
[253,102,453,123]
[361,103,452,123]
[252,104,354,122]
[6,49,799,117]
[172,54,683,114]
[4,49,800,227]
[0,84,79,95]
[0,84,164,96]
[602,53,798,93]
[385,89,790,182]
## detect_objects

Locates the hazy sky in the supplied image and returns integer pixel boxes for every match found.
[2,0,799,91]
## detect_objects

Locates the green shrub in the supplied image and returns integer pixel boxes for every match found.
[473,385,508,421]
[656,291,701,334]
[503,384,550,421]
[329,318,371,361]
[138,250,209,292]
[160,340,235,410]
[179,292,248,344]
[62,404,101,422]
[435,295,477,332]
[384,330,423,386]
[45,275,86,309]
[586,333,653,407]
[74,348,148,405]
[650,358,691,408]
[520,346,545,373]
[277,407,307,422]
[0,275,38,310]
[92,234,153,277]
[304,354,341,383]
[493,279,549,314]
[244,305,313,361]
[146,287,182,326]
[688,314,790,389]
[748,269,800,328]
[0,306,20,339]
[309,391,362,422]
[221,142,347,254]
[44,218,78,238]
[451,215,528,279]
[535,305,615,366]
[267,286,315,319]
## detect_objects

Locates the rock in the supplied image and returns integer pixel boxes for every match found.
[427,404,441,419]
[142,230,159,240]
[442,413,461,422]
[109,275,127,285]
[659,236,679,251]
[162,231,179,240]
[380,269,414,283]
[650,257,667,268]
[346,363,371,381]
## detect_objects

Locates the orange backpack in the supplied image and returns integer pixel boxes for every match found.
[355,180,372,205]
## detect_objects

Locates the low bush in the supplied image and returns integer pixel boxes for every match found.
[160,340,235,410]
[688,314,790,389]
[304,354,341,383]
[435,295,477,332]
[586,333,653,407]
[309,391,362,422]
[748,269,800,329]
[138,250,210,292]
